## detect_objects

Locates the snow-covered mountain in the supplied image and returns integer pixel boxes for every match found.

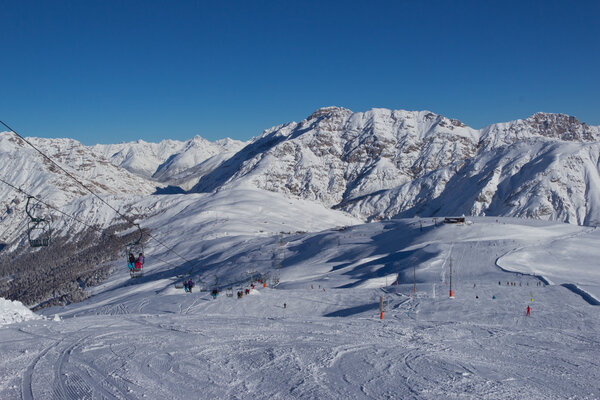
[91,138,187,178]
[2,107,599,244]
[191,107,600,226]
[0,135,159,200]
[92,136,246,190]
[0,134,160,245]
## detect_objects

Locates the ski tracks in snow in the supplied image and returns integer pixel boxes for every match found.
[20,321,138,400]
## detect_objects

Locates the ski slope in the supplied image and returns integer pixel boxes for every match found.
[1,196,599,399]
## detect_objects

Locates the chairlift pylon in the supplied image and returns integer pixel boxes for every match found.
[25,196,51,247]
[126,223,144,278]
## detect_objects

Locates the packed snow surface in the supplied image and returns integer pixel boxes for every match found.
[1,204,599,399]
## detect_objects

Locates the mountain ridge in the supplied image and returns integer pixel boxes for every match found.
[2,107,599,230]
[186,107,599,225]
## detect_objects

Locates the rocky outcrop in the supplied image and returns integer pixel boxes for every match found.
[190,107,600,226]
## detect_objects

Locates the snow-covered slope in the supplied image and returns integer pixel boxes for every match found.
[1,213,598,399]
[191,107,600,226]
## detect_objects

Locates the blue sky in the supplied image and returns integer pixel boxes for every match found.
[1,0,599,145]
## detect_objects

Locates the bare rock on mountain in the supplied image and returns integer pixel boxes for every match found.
[190,107,600,226]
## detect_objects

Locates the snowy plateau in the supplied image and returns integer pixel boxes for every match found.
[0,107,599,399]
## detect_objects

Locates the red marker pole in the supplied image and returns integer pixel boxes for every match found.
[449,259,454,298]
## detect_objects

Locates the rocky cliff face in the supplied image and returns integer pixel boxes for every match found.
[479,113,599,150]
[193,107,480,204]
[191,107,600,226]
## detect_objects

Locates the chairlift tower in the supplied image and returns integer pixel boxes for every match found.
[270,233,286,287]
[413,262,417,294]
[246,269,257,285]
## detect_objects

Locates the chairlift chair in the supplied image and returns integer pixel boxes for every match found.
[25,196,51,248]
[126,224,145,278]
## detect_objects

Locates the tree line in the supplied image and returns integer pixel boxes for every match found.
[0,223,148,310]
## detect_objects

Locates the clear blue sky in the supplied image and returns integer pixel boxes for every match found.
[1,0,599,145]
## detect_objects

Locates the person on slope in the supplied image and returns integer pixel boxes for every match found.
[526,305,531,316]
[187,279,194,293]
[184,280,189,292]
[128,253,136,270]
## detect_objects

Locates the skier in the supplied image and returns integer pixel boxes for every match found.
[211,288,218,299]
[187,279,194,293]
[283,303,287,309]
[526,305,531,316]
[184,280,188,292]
[128,253,136,270]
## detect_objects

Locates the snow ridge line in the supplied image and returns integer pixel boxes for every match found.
[559,284,600,306]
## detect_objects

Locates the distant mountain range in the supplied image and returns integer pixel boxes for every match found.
[91,136,246,190]
[1,106,599,234]
[191,107,600,226]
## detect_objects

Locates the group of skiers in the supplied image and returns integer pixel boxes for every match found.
[128,253,144,270]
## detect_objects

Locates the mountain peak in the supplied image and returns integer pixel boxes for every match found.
[307,106,352,121]
[528,112,579,125]
[523,112,598,141]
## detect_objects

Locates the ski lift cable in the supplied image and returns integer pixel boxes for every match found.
[0,176,185,272]
[0,121,201,272]
[0,120,137,226]
[0,175,105,235]
[1,174,193,273]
